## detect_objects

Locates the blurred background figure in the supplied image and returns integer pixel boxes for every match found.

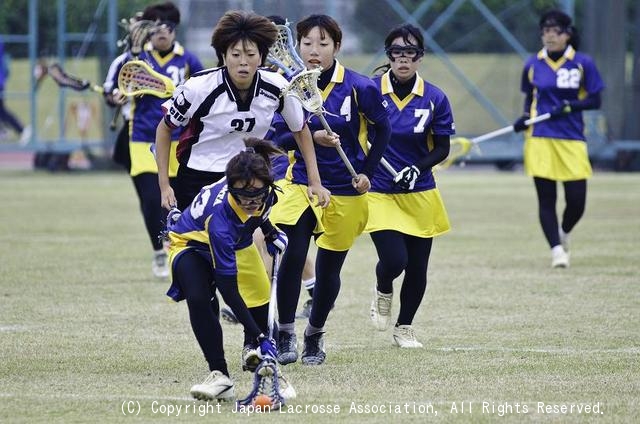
[0,38,29,144]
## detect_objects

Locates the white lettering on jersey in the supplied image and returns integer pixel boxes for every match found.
[556,68,581,89]
[414,108,431,133]
[340,96,351,122]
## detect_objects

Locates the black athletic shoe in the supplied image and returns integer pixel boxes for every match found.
[277,331,298,365]
[301,332,326,365]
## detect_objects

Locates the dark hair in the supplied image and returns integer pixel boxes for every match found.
[374,24,425,75]
[211,11,277,67]
[225,138,284,189]
[296,14,342,47]
[267,15,286,26]
[539,9,580,50]
[141,1,180,25]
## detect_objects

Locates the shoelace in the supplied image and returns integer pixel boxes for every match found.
[202,371,223,384]
[377,294,392,316]
[396,326,417,340]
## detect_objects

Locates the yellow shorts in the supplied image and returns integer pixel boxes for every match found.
[130,141,179,177]
[235,244,270,308]
[524,137,592,181]
[168,243,270,308]
[269,182,325,234]
[269,182,368,251]
[365,189,451,237]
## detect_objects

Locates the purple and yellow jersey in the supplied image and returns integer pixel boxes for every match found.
[277,61,387,195]
[522,46,604,141]
[370,71,455,193]
[168,179,277,282]
[127,42,203,143]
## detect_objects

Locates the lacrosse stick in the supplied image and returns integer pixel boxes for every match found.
[47,63,104,94]
[366,141,398,178]
[237,251,286,410]
[110,19,157,129]
[283,69,359,179]
[437,113,552,170]
[267,23,306,78]
[118,60,175,98]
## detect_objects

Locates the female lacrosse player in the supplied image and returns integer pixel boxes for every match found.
[512,9,604,268]
[366,24,454,348]
[270,14,391,366]
[155,10,329,212]
[166,138,294,401]
[105,2,204,278]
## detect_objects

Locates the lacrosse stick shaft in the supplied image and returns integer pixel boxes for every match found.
[366,141,397,177]
[317,113,359,179]
[472,113,551,144]
[110,107,121,130]
[267,252,280,339]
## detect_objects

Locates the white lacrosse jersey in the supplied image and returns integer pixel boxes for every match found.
[161,67,305,172]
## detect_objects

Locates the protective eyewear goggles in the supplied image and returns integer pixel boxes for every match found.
[228,185,271,206]
[385,45,424,62]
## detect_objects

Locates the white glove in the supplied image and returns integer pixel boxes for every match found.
[393,165,420,191]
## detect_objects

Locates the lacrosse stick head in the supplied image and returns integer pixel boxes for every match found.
[47,63,91,91]
[436,137,475,170]
[267,24,306,77]
[237,359,285,410]
[118,60,175,98]
[281,68,324,113]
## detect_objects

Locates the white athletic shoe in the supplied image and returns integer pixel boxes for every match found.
[559,228,570,252]
[370,289,392,331]
[551,245,570,268]
[152,251,169,278]
[190,370,235,401]
[393,325,423,348]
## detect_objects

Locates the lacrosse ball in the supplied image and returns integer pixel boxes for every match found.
[253,394,272,409]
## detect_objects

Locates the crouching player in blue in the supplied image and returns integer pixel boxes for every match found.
[165,138,295,401]
[367,24,454,348]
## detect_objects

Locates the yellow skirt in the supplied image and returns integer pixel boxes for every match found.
[130,141,179,177]
[365,189,450,238]
[524,137,592,181]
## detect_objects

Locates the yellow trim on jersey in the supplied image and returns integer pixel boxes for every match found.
[524,136,592,181]
[129,140,179,177]
[365,190,451,238]
[227,195,265,223]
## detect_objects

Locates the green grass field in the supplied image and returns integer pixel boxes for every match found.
[1,169,638,423]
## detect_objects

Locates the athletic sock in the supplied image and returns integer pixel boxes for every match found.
[304,324,324,337]
[279,322,295,334]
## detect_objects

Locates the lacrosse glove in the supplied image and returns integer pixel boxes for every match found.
[513,115,530,132]
[166,207,182,232]
[264,228,288,256]
[393,165,420,191]
[258,336,278,360]
[550,100,572,118]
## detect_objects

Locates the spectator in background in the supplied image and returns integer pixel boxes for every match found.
[0,39,30,144]
[513,9,604,268]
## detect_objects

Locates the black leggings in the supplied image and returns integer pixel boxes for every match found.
[370,230,432,326]
[534,177,587,248]
[309,247,348,329]
[175,250,270,375]
[132,172,173,251]
[277,208,316,325]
